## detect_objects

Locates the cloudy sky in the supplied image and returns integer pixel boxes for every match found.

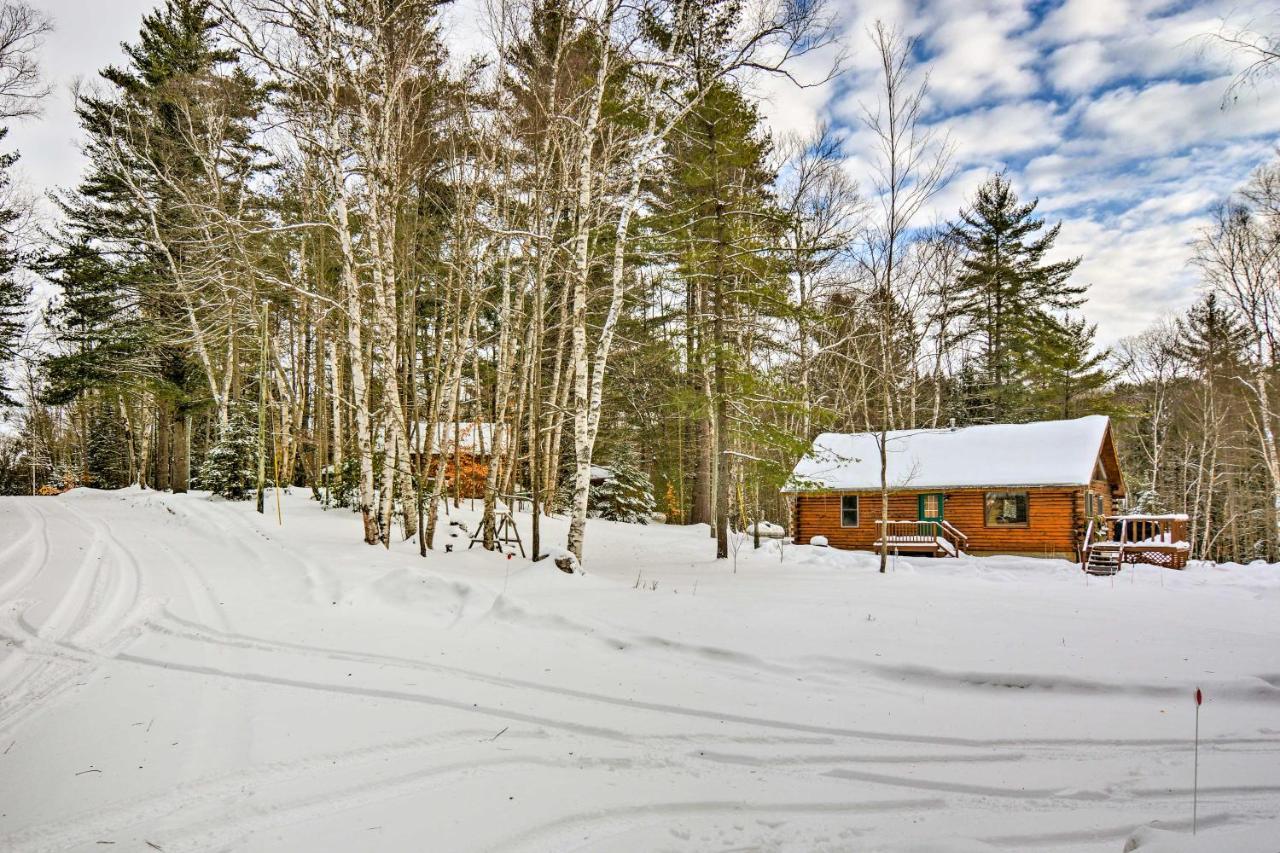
[12,0,1280,344]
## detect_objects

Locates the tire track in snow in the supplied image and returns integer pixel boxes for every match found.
[142,753,720,853]
[0,499,107,733]
[110,649,634,741]
[0,500,151,735]
[823,766,1280,805]
[693,749,1028,766]
[977,811,1235,848]
[808,654,1280,703]
[0,500,47,600]
[0,727,529,853]
[485,797,948,853]
[143,611,1280,752]
[193,492,341,604]
[0,632,85,737]
[3,737,698,853]
[67,506,148,653]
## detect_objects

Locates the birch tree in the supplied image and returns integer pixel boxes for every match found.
[859,21,952,573]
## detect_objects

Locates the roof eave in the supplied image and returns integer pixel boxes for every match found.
[781,481,1093,495]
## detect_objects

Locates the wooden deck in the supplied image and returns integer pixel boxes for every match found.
[1083,515,1190,574]
[873,520,968,558]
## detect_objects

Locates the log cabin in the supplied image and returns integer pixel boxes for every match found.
[411,422,494,499]
[783,416,1126,560]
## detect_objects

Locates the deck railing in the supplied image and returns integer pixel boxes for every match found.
[1088,514,1190,547]
[1083,514,1191,571]
[874,520,966,555]
[938,519,970,549]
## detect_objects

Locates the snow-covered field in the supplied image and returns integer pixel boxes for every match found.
[1,489,1278,852]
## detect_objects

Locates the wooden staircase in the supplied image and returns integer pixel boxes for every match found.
[1084,547,1122,575]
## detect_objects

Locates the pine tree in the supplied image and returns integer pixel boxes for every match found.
[1025,316,1111,419]
[329,457,362,510]
[85,396,131,488]
[198,406,256,500]
[551,466,579,517]
[47,0,265,489]
[951,173,1085,421]
[40,238,142,404]
[594,445,655,524]
[651,78,784,554]
[0,131,27,406]
[1172,292,1250,378]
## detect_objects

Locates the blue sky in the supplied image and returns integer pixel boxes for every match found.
[14,0,1280,345]
[752,0,1280,343]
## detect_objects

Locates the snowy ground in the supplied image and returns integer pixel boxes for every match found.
[1,489,1278,853]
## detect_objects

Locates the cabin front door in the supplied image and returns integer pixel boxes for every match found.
[918,493,944,536]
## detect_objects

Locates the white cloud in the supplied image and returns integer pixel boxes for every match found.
[1076,76,1280,158]
[1048,40,1113,93]
[816,0,1280,346]
[1052,216,1202,342]
[939,100,1065,161]
[1039,0,1134,43]
[921,1,1040,105]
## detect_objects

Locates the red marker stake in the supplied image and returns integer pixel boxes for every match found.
[1194,687,1202,835]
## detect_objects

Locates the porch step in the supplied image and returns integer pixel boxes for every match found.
[873,539,958,558]
[1084,549,1122,576]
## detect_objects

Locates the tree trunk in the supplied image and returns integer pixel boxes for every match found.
[172,415,190,494]
[156,403,171,492]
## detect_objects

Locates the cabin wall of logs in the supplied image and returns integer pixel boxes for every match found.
[793,485,1116,559]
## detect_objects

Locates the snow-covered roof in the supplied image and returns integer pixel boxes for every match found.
[413,422,495,455]
[784,416,1114,493]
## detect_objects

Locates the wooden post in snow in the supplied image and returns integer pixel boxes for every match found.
[256,300,269,515]
[1193,686,1202,834]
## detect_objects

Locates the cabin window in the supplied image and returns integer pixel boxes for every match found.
[840,495,859,527]
[985,491,1029,527]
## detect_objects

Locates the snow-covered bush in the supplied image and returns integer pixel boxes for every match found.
[594,445,654,524]
[747,521,786,539]
[545,545,580,574]
[198,408,256,500]
[810,535,829,547]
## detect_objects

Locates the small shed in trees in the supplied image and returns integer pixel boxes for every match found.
[783,416,1125,559]
[412,422,495,498]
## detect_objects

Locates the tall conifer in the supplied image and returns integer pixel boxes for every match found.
[951,173,1084,421]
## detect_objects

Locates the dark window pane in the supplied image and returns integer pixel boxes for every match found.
[841,495,858,527]
[985,492,1028,526]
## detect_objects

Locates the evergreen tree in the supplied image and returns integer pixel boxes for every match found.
[84,396,131,488]
[594,445,655,524]
[551,465,579,517]
[649,77,785,552]
[198,405,256,499]
[1025,316,1111,419]
[47,0,265,489]
[1172,292,1250,379]
[40,238,142,404]
[329,457,361,510]
[951,173,1085,421]
[0,130,26,406]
